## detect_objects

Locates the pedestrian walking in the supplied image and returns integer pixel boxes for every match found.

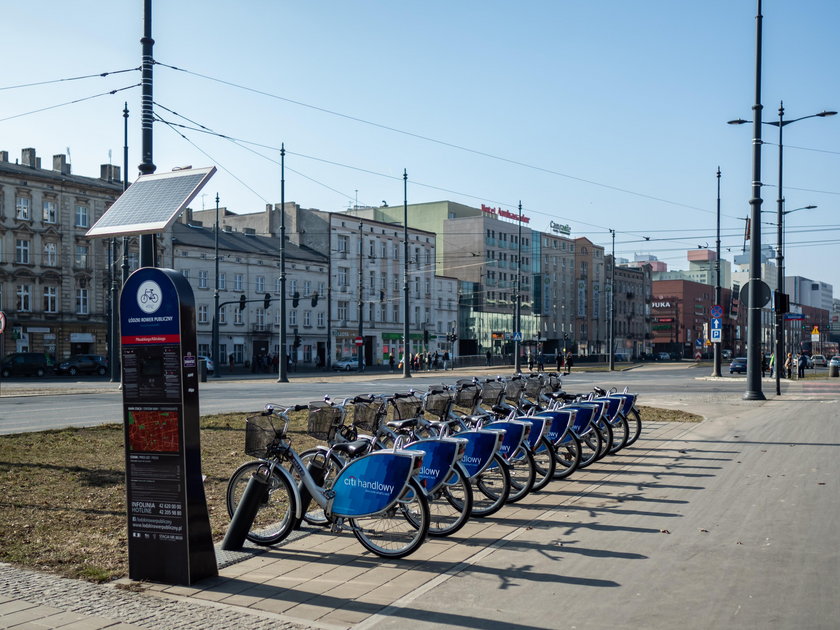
[443,350,450,371]
[537,352,545,372]
[388,352,395,373]
[528,353,534,372]
[784,352,793,379]
[798,351,807,378]
[557,352,563,373]
[769,352,775,378]
[761,353,768,378]
[564,352,574,375]
[486,350,492,366]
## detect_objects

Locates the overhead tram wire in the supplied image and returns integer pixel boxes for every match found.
[154,60,727,218]
[0,67,141,91]
[0,84,140,124]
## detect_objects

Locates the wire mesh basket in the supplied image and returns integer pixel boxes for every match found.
[245,414,281,457]
[504,377,525,402]
[523,375,544,398]
[423,390,453,419]
[547,373,563,393]
[389,394,423,420]
[454,383,481,409]
[306,402,343,441]
[479,380,505,406]
[352,398,385,432]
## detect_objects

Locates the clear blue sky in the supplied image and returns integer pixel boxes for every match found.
[3,1,839,291]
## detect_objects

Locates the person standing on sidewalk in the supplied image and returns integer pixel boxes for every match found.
[388,352,395,373]
[784,353,793,379]
[798,351,807,378]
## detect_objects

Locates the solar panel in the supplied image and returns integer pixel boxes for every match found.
[86,166,216,238]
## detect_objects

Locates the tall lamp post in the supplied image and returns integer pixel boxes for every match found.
[730,102,835,395]
[402,169,411,378]
[712,167,722,377]
[608,229,615,371]
[212,193,221,378]
[277,145,289,383]
[514,202,523,373]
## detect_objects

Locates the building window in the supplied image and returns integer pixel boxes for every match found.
[43,242,58,266]
[303,310,311,327]
[289,309,297,326]
[256,308,265,327]
[317,311,325,327]
[15,197,31,221]
[274,277,281,293]
[338,267,348,288]
[302,280,311,296]
[219,306,227,324]
[392,304,399,323]
[15,239,31,264]
[256,275,265,293]
[198,304,208,324]
[76,288,89,314]
[219,272,226,290]
[337,234,349,256]
[17,285,32,312]
[234,306,243,324]
[181,268,190,280]
[234,273,243,291]
[43,200,58,223]
[198,270,208,289]
[290,279,298,295]
[43,286,58,313]
[337,301,348,321]
[75,245,89,268]
[75,204,89,227]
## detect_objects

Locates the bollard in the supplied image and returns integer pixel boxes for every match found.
[221,468,269,551]
[198,358,208,382]
[831,365,839,378]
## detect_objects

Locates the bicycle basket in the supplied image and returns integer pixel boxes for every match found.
[524,375,544,398]
[547,373,562,392]
[479,380,505,406]
[504,377,525,402]
[306,402,343,441]
[389,394,423,420]
[423,390,453,419]
[352,399,385,432]
[245,414,281,457]
[454,383,480,409]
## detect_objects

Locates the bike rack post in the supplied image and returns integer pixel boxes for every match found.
[221,469,269,551]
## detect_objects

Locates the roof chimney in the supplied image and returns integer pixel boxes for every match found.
[100,164,121,182]
[0,151,8,163]
[21,148,37,168]
[53,154,71,175]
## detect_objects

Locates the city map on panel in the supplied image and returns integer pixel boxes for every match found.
[127,409,181,453]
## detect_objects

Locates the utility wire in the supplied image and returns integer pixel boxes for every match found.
[0,84,139,124]
[0,67,140,91]
[154,60,731,217]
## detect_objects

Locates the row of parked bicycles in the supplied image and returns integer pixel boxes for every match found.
[225,371,641,559]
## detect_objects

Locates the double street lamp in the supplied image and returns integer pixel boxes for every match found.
[730,102,835,396]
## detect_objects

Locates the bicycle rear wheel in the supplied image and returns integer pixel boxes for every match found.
[350,477,430,558]
[226,461,296,546]
[577,428,602,469]
[530,437,557,491]
[608,416,629,454]
[427,464,473,537]
[472,454,511,517]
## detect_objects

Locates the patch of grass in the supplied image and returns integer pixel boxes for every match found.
[0,405,694,581]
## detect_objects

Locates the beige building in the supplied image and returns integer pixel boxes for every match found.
[0,148,123,361]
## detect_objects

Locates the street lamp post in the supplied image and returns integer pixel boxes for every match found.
[212,193,221,378]
[712,167,722,377]
[730,102,835,395]
[608,229,615,371]
[278,145,289,383]
[514,201,523,373]
[402,169,411,378]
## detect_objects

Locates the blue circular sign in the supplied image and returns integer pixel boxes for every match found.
[710,304,723,318]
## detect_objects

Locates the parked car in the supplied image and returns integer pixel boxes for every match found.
[54,354,108,377]
[332,357,363,371]
[198,355,215,374]
[829,356,840,368]
[722,349,733,360]
[729,357,748,374]
[811,354,827,367]
[657,352,671,361]
[1,352,52,377]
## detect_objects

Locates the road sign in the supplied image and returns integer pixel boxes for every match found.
[784,313,805,320]
[739,280,771,308]
[354,336,364,346]
[513,332,523,342]
[0,311,5,335]
[811,326,820,335]
[710,328,722,343]
[710,304,723,318]
[695,338,703,348]
[711,317,722,331]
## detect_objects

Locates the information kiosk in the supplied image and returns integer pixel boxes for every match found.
[120,267,217,584]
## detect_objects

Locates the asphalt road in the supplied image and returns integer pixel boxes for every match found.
[0,364,816,435]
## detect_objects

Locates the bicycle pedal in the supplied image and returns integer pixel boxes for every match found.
[330,518,344,533]
[323,489,336,500]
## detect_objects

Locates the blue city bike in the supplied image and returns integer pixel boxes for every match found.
[226,404,431,559]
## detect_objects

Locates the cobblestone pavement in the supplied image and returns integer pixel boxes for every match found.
[0,562,316,630]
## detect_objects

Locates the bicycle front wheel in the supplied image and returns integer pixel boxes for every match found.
[292,449,344,527]
[226,461,297,546]
[608,416,629,454]
[553,433,581,479]
[350,477,430,559]
[624,407,643,446]
[472,454,511,517]
[506,445,536,503]
[427,464,473,537]
[531,437,557,492]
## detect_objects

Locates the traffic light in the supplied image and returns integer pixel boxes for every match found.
[294,334,302,347]
[263,293,271,309]
[292,291,300,308]
[239,294,246,311]
[423,329,430,344]
[774,290,789,314]
[311,292,318,307]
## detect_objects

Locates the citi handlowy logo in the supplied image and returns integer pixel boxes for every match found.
[462,455,481,465]
[343,475,395,495]
[419,466,441,478]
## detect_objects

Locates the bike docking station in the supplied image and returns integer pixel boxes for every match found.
[87,167,218,584]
